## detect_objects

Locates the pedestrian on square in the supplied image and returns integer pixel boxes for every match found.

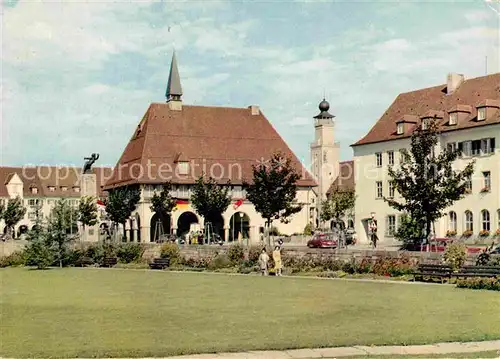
[258,248,269,276]
[273,246,282,276]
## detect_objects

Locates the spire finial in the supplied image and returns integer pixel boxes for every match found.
[166,51,182,102]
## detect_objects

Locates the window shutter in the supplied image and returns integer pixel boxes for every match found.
[490,138,496,153]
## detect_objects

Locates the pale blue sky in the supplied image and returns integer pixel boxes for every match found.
[2,0,499,168]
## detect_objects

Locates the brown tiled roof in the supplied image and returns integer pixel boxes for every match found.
[353,73,500,146]
[0,166,112,198]
[326,161,355,196]
[104,103,316,188]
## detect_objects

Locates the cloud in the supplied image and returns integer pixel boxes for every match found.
[2,0,500,169]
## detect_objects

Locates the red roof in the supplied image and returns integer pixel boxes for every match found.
[104,103,316,189]
[0,166,112,198]
[353,73,500,146]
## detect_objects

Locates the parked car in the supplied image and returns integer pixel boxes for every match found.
[307,233,338,248]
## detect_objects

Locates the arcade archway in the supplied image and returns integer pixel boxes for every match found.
[229,212,250,242]
[205,214,224,241]
[150,213,171,242]
[177,212,198,238]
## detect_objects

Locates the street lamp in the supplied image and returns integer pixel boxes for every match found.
[239,212,245,247]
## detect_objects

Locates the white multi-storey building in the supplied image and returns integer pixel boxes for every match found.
[352,72,500,244]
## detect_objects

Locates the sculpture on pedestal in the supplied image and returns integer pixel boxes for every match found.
[83,153,100,174]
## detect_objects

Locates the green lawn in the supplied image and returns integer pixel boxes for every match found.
[340,352,500,359]
[1,268,499,358]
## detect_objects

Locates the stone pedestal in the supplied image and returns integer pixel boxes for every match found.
[81,173,98,242]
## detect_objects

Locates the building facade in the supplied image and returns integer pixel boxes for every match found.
[104,53,318,243]
[0,166,111,238]
[352,72,500,244]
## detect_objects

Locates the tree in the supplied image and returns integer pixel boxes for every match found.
[244,152,302,246]
[320,187,355,228]
[2,197,27,238]
[394,214,423,247]
[47,199,79,268]
[25,213,53,269]
[78,196,98,241]
[104,186,141,242]
[190,175,231,239]
[150,181,177,240]
[384,120,474,243]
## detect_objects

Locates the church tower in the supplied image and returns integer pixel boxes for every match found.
[310,99,340,226]
[166,51,183,111]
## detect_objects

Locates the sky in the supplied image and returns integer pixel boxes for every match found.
[1,0,499,169]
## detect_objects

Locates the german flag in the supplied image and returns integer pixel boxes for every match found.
[176,199,189,210]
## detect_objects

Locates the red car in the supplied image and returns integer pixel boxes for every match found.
[307,233,338,248]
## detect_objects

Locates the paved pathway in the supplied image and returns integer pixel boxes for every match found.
[70,340,500,359]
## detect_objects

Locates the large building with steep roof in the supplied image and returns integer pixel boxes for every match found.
[105,53,317,243]
[352,72,500,244]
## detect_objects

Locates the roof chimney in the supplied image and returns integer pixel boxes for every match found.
[249,105,260,115]
[446,73,464,95]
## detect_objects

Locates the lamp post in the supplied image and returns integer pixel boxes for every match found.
[239,212,245,247]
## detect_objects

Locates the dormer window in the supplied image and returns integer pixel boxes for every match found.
[422,118,431,130]
[48,186,55,192]
[31,187,38,194]
[396,122,404,135]
[177,162,190,175]
[478,107,486,121]
[74,186,80,193]
[449,112,458,125]
[61,186,68,192]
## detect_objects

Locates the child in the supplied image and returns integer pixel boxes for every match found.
[258,248,269,276]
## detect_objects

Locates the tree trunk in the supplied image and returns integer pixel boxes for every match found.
[122,222,127,242]
[266,219,272,249]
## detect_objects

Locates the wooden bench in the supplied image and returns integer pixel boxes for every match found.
[453,266,500,279]
[413,264,453,283]
[149,257,170,270]
[101,257,118,268]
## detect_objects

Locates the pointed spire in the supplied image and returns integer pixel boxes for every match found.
[166,51,182,102]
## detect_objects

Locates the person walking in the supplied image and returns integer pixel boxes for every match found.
[258,248,269,276]
[272,246,282,276]
[369,214,378,249]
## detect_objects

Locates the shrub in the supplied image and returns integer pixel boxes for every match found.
[303,223,313,235]
[183,256,212,269]
[116,243,145,263]
[456,277,500,291]
[227,243,245,265]
[160,242,181,265]
[208,254,232,270]
[0,251,26,268]
[24,239,54,269]
[318,270,347,278]
[443,242,467,271]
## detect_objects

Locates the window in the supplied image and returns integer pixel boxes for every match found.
[478,107,486,121]
[177,162,190,175]
[178,185,189,198]
[388,181,395,198]
[323,151,327,163]
[481,210,490,231]
[375,153,382,167]
[448,211,457,232]
[386,215,396,236]
[28,199,36,206]
[61,186,68,192]
[48,186,55,192]
[449,112,458,125]
[464,211,473,232]
[458,141,472,157]
[31,187,38,194]
[396,122,404,135]
[74,187,80,193]
[481,138,495,154]
[232,186,243,198]
[446,142,456,153]
[348,219,354,229]
[482,171,491,191]
[376,181,383,198]
[399,149,407,163]
[422,118,431,130]
[28,212,37,220]
[388,151,394,166]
